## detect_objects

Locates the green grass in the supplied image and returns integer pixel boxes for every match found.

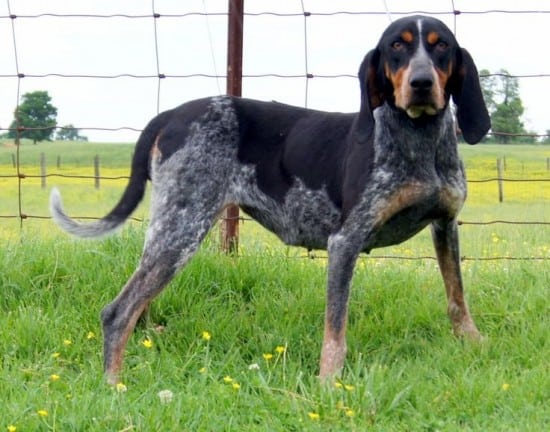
[1,140,549,430]
[1,231,548,430]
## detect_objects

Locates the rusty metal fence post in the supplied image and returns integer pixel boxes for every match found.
[220,0,243,253]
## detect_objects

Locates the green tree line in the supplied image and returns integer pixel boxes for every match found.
[478,69,544,144]
[3,90,87,144]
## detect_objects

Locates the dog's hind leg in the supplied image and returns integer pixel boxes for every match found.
[101,248,182,384]
[431,219,481,340]
[101,174,227,384]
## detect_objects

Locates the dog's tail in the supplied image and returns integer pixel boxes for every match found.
[50,110,173,238]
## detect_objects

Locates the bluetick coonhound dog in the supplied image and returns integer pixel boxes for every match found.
[50,15,490,383]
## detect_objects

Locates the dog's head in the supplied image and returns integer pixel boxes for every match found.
[356,15,490,144]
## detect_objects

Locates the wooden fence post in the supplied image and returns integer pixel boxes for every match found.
[497,158,504,203]
[40,152,46,189]
[94,155,100,189]
[11,153,16,168]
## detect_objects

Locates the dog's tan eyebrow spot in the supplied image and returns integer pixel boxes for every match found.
[401,30,414,43]
[427,31,440,45]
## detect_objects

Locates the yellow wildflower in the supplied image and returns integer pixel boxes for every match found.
[51,352,61,359]
[335,381,354,391]
[502,383,510,391]
[263,353,273,361]
[275,345,286,354]
[223,376,233,383]
[86,331,96,340]
[199,367,207,374]
[345,409,355,417]
[115,382,128,393]
[142,338,153,349]
[63,339,72,346]
[50,374,60,382]
[232,382,241,390]
[8,425,17,432]
[201,331,211,341]
[307,412,320,421]
[37,409,48,417]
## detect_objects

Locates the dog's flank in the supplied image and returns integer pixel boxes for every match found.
[50,15,490,384]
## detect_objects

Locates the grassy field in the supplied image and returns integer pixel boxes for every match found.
[0,140,549,430]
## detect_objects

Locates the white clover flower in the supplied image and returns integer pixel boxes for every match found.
[157,389,174,404]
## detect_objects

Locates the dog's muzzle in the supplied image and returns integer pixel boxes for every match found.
[406,67,439,118]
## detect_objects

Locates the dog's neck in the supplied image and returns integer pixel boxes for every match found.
[373,103,458,164]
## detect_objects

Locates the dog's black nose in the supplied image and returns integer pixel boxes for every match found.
[410,73,433,90]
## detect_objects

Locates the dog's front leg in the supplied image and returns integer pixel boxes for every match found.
[431,218,481,340]
[319,233,361,380]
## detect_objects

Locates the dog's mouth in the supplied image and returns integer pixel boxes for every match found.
[396,87,444,119]
[405,104,439,119]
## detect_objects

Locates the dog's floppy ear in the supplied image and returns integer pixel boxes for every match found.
[451,48,491,144]
[354,48,384,143]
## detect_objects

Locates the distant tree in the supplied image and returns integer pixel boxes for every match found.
[56,124,88,142]
[479,69,526,143]
[8,91,58,144]
[479,69,497,113]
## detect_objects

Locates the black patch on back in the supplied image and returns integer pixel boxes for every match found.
[233,98,355,208]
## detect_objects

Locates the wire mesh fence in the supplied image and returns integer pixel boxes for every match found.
[0,1,548,261]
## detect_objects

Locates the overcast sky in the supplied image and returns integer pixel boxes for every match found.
[1,0,549,142]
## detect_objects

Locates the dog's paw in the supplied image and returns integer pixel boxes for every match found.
[453,320,485,343]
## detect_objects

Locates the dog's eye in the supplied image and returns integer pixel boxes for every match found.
[391,41,404,51]
[435,41,448,51]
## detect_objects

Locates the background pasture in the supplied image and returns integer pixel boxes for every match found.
[0,141,549,430]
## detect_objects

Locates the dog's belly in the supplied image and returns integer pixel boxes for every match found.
[236,177,341,250]
[371,207,434,249]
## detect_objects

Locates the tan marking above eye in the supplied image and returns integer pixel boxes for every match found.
[401,30,413,43]
[427,31,439,45]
